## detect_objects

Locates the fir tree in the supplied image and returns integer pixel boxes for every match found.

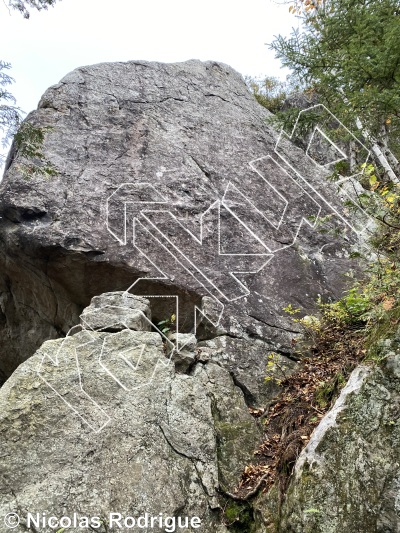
[270,0,400,179]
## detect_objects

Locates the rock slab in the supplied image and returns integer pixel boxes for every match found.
[0,59,365,390]
[0,293,261,532]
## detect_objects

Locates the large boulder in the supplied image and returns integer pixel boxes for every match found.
[278,352,400,533]
[253,348,400,533]
[2,59,391,533]
[0,293,260,532]
[0,59,368,394]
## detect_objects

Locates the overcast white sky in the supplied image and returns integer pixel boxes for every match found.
[0,0,297,164]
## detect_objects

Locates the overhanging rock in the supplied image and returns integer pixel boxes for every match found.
[0,59,368,392]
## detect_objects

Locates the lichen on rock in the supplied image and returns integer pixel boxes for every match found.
[271,355,400,533]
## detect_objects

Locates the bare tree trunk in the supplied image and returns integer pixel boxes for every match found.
[349,139,357,172]
[384,148,400,175]
[354,117,400,184]
[338,88,399,183]
[378,124,400,176]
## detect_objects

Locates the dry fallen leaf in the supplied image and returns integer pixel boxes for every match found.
[383,298,395,311]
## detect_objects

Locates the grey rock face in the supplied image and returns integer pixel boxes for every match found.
[80,291,152,331]
[197,335,298,406]
[0,294,260,532]
[167,332,197,372]
[272,356,400,533]
[0,59,366,389]
[0,59,391,533]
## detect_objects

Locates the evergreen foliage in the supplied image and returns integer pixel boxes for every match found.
[0,61,22,161]
[7,0,58,18]
[1,1,60,165]
[269,0,400,173]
